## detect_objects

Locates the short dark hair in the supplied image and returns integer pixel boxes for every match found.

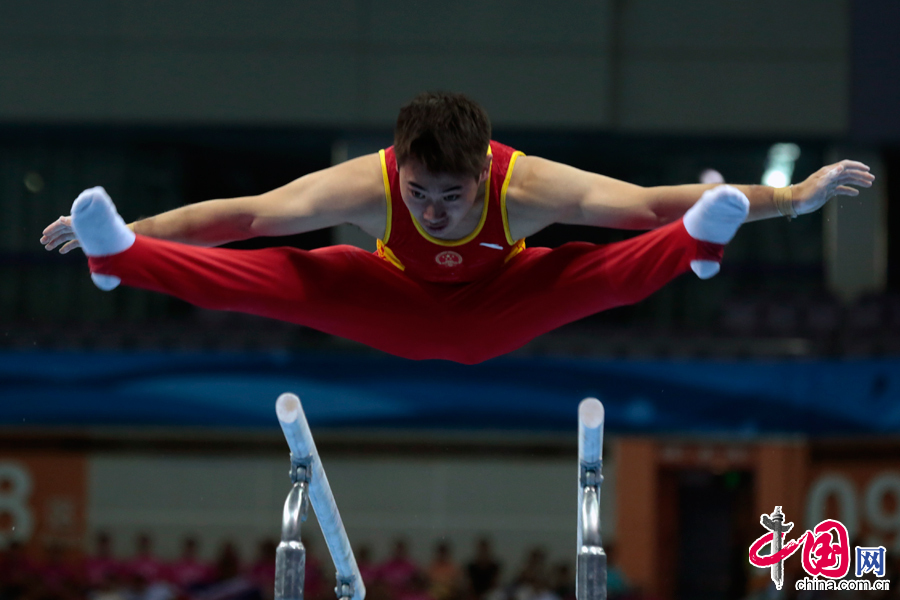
[394,91,491,179]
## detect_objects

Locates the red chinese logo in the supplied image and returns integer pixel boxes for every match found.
[749,517,851,579]
[435,251,463,268]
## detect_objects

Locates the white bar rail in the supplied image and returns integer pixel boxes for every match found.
[577,397,607,600]
[276,393,365,600]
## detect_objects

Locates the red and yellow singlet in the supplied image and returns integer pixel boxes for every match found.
[88,140,726,363]
[376,141,527,283]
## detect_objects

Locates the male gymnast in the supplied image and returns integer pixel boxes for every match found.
[40,92,874,364]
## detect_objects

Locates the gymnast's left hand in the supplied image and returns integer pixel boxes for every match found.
[791,160,875,216]
[40,215,82,254]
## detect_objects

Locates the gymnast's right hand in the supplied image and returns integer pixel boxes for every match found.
[40,215,81,254]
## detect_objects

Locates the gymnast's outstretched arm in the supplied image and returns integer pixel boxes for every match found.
[40,153,387,253]
[505,156,875,239]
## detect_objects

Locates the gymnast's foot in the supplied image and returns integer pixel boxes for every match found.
[682,185,749,279]
[70,186,135,290]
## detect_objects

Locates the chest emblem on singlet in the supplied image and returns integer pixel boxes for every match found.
[435,251,463,268]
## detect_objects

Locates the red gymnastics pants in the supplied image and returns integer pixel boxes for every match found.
[88,219,723,364]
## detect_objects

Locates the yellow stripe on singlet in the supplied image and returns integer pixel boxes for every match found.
[500,150,526,248]
[377,150,404,270]
[504,238,526,264]
[376,239,406,271]
[378,149,393,245]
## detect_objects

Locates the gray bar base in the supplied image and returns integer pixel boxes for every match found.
[577,548,607,600]
[276,540,306,600]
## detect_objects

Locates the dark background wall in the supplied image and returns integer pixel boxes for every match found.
[0,0,848,133]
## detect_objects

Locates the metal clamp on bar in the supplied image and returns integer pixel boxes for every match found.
[291,454,312,485]
[276,393,366,600]
[577,398,607,600]
[336,577,356,600]
[580,461,603,488]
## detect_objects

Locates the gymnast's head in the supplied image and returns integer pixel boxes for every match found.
[394,91,492,239]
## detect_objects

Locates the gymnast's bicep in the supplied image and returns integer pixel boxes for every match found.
[506,156,655,237]
[245,153,386,238]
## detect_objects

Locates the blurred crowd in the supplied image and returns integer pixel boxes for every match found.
[0,534,635,600]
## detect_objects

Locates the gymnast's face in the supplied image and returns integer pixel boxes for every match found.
[399,157,490,239]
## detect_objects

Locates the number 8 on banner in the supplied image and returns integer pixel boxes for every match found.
[0,463,35,545]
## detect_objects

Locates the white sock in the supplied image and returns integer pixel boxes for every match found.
[91,273,122,291]
[682,185,749,279]
[71,186,135,290]
[71,186,135,256]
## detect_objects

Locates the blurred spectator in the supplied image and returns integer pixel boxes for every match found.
[132,574,176,600]
[88,571,131,600]
[356,544,379,584]
[466,537,501,600]
[303,537,328,600]
[427,541,463,600]
[85,531,122,589]
[515,547,547,584]
[1,541,36,593]
[194,542,256,600]
[604,545,630,600]
[550,563,574,600]
[214,541,242,582]
[527,576,559,600]
[168,536,214,591]
[365,579,397,600]
[248,539,277,600]
[128,533,166,582]
[511,547,550,600]
[378,538,418,592]
[38,542,78,593]
[401,571,436,600]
